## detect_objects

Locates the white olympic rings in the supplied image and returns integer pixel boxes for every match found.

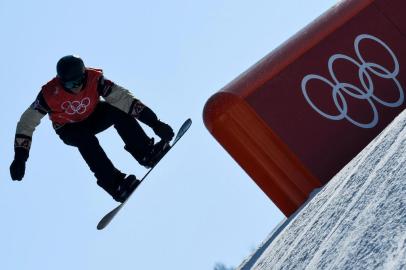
[61,97,91,115]
[301,34,404,128]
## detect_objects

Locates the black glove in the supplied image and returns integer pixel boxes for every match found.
[10,146,29,181]
[153,121,174,142]
[10,159,26,181]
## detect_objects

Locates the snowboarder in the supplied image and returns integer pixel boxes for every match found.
[9,55,174,203]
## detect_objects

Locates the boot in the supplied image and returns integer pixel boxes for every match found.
[96,169,126,198]
[125,139,170,168]
[143,140,171,168]
[113,175,140,203]
[124,138,154,168]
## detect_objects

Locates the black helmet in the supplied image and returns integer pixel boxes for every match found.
[56,55,86,88]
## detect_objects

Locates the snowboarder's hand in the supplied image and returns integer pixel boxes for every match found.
[10,159,26,181]
[153,121,174,142]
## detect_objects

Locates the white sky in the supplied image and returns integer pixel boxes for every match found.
[0,1,337,269]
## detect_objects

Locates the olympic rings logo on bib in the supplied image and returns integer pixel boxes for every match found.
[301,34,404,129]
[61,97,91,115]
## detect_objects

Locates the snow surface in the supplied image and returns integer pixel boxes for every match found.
[237,110,406,270]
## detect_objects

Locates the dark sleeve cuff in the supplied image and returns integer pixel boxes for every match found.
[14,134,31,161]
[130,100,159,128]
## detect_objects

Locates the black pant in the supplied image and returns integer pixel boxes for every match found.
[56,102,151,195]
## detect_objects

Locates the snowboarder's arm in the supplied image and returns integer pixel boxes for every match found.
[17,105,47,136]
[11,106,46,181]
[10,94,48,181]
[99,76,174,141]
[100,79,137,114]
[13,94,48,162]
[98,76,153,118]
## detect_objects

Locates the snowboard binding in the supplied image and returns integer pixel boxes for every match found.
[125,139,171,169]
[113,175,140,203]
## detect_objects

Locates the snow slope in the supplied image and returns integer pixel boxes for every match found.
[238,110,406,270]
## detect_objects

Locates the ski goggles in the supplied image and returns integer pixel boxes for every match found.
[62,74,85,89]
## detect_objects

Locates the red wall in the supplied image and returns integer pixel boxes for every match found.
[203,0,406,216]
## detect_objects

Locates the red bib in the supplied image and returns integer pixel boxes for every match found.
[42,68,102,125]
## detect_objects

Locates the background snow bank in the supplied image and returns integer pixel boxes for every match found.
[238,109,406,270]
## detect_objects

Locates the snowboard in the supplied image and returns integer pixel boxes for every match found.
[97,118,192,230]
